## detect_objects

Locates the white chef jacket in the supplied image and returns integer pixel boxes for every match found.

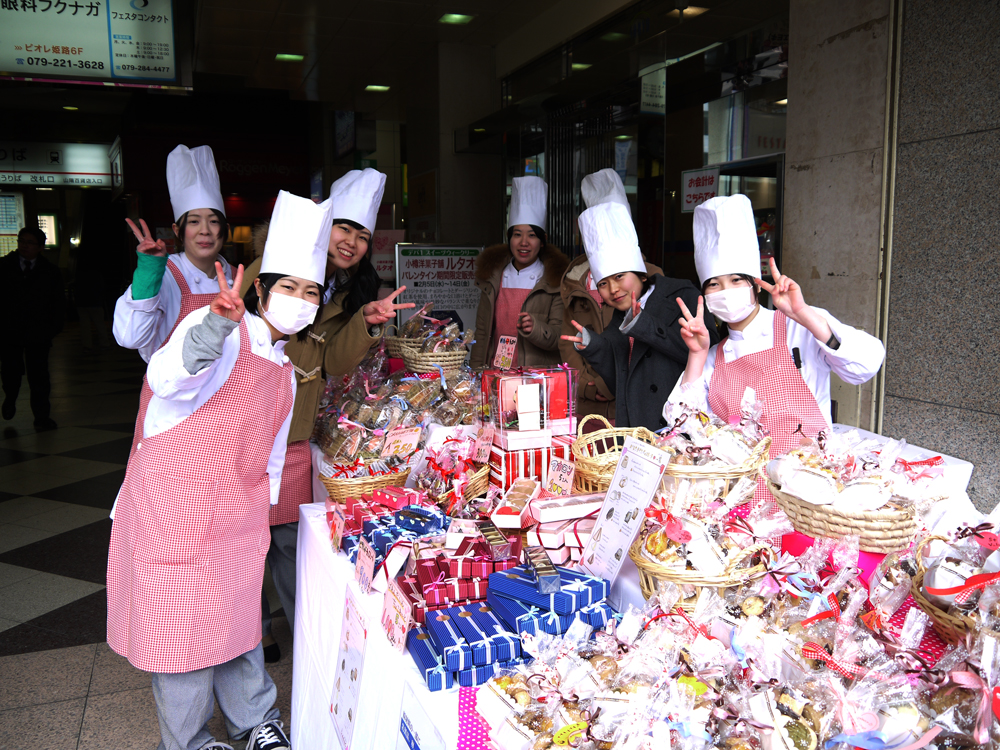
[113,254,234,362]
[501,258,544,290]
[145,308,295,506]
[664,306,885,426]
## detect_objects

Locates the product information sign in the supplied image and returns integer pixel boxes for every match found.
[395,244,482,333]
[0,142,111,187]
[579,437,670,583]
[0,0,177,82]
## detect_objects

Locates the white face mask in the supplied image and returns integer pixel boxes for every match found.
[705,286,756,324]
[261,292,319,335]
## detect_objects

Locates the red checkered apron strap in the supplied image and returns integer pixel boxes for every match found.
[708,312,828,516]
[492,285,531,368]
[108,317,295,673]
[128,261,219,464]
[586,272,604,307]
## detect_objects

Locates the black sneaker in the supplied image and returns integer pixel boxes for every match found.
[246,720,290,750]
[263,641,281,663]
[199,743,234,750]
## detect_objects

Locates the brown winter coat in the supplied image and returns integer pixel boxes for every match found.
[469,243,569,369]
[240,230,380,444]
[559,256,663,423]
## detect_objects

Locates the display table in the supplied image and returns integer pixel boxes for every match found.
[292,502,459,750]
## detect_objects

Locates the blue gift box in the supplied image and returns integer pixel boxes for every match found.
[343,536,360,562]
[470,604,522,661]
[487,565,610,615]
[424,608,473,671]
[449,603,520,666]
[362,518,384,536]
[341,533,359,553]
[486,590,581,636]
[578,601,616,628]
[371,529,397,556]
[395,505,446,534]
[407,628,454,692]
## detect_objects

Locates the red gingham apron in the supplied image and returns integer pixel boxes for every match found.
[129,261,218,462]
[269,439,313,526]
[492,285,531,368]
[586,272,604,308]
[708,311,829,515]
[107,318,294,673]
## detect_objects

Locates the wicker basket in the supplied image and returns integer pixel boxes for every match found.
[401,347,469,375]
[660,436,771,507]
[767,478,918,554]
[438,462,490,510]
[320,467,412,504]
[628,521,773,610]
[383,325,419,359]
[571,415,658,493]
[910,534,976,645]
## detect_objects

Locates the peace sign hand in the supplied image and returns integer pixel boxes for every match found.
[631,290,642,320]
[676,296,711,354]
[559,320,588,350]
[756,257,808,321]
[362,286,416,326]
[125,218,168,257]
[210,262,245,322]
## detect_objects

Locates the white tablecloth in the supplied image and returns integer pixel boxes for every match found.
[292,503,459,749]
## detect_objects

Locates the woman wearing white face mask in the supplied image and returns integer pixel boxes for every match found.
[105,191,332,750]
[667,195,886,513]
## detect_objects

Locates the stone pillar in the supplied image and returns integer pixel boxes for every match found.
[882,1,1000,511]
[783,0,892,429]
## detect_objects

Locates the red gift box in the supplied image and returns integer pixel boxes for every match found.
[470,558,494,578]
[372,485,423,510]
[354,508,375,526]
[439,555,474,579]
[489,445,552,490]
[467,577,488,599]
[493,558,517,572]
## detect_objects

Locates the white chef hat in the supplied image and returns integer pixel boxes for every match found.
[581,168,630,213]
[693,195,760,284]
[328,168,386,235]
[166,145,225,222]
[260,191,334,285]
[508,176,547,230]
[578,202,645,283]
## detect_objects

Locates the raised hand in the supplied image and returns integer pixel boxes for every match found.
[210,262,245,322]
[559,320,588,350]
[362,286,416,326]
[676,295,711,353]
[517,312,534,335]
[631,290,642,320]
[126,218,168,256]
[756,257,809,322]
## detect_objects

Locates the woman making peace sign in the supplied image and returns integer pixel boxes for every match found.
[106,191,335,750]
[668,195,885,513]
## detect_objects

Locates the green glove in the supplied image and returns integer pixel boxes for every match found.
[131,252,169,300]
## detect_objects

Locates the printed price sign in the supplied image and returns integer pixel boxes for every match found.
[381,578,413,654]
[545,458,575,495]
[355,537,377,595]
[493,335,517,369]
[329,503,346,552]
[474,424,495,463]
[381,426,422,458]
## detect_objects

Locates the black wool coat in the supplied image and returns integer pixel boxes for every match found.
[579,274,719,430]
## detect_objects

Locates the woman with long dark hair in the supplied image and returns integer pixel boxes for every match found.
[240,170,412,661]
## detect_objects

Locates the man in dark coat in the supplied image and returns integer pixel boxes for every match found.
[0,226,65,430]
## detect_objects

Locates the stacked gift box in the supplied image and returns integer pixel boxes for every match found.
[482,368,577,492]
[486,564,616,638]
[525,493,601,566]
[399,532,520,624]
[337,492,447,566]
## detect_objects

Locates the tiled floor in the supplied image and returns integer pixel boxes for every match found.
[0,322,293,749]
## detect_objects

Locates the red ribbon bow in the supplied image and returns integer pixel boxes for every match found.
[894,454,945,481]
[801,641,868,679]
[926,570,1000,604]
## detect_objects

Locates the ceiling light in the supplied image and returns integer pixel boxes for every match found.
[614,135,632,140]
[474,128,486,133]
[365,85,390,92]
[571,63,591,70]
[667,6,708,18]
[275,53,304,62]
[774,99,787,105]
[37,187,54,191]
[601,32,629,42]
[63,105,78,110]
[439,13,473,24]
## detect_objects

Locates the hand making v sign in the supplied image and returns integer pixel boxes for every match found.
[362,286,416,326]
[125,218,168,257]
[755,257,832,344]
[210,262,246,323]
